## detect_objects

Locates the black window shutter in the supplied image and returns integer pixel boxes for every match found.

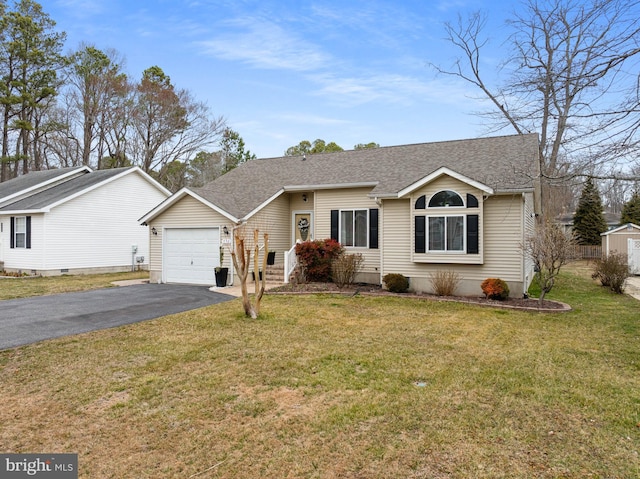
[369,208,379,249]
[26,216,31,249]
[467,194,479,208]
[467,214,479,254]
[10,217,14,249]
[415,216,426,253]
[330,210,339,241]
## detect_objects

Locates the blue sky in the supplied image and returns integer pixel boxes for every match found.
[45,0,513,158]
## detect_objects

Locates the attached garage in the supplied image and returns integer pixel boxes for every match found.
[164,228,219,285]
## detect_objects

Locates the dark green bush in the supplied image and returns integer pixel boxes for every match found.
[481,278,510,300]
[592,252,629,294]
[383,273,409,293]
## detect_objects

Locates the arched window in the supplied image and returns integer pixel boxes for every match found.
[428,190,463,208]
[414,190,479,255]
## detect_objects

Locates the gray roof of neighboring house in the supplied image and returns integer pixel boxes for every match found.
[193,133,540,220]
[0,168,132,212]
[0,167,87,202]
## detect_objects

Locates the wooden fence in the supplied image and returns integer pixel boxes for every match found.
[573,245,602,260]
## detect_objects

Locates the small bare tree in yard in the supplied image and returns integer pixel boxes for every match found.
[429,270,461,296]
[230,226,268,319]
[523,220,575,306]
[331,253,364,289]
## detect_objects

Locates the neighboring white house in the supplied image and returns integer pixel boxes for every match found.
[0,166,170,276]
[140,134,542,297]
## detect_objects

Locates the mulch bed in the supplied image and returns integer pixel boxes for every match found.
[268,282,571,313]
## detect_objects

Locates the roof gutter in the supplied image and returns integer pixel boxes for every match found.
[0,208,50,215]
[283,182,378,192]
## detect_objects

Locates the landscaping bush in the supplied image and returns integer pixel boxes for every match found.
[429,270,461,296]
[383,273,409,293]
[481,278,510,300]
[592,252,629,294]
[295,239,344,282]
[331,253,364,289]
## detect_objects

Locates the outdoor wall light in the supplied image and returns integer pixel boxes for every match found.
[151,227,158,235]
[302,194,307,202]
[223,226,229,235]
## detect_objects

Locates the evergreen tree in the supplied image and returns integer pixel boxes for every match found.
[219,128,255,174]
[620,192,640,225]
[572,177,607,245]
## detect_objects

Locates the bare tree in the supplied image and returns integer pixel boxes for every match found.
[64,44,127,168]
[230,226,269,319]
[434,0,640,216]
[523,219,575,305]
[128,66,225,178]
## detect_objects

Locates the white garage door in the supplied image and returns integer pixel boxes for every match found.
[164,228,219,285]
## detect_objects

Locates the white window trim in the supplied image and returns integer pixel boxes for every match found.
[14,216,27,249]
[339,208,369,248]
[426,214,466,253]
[427,189,465,208]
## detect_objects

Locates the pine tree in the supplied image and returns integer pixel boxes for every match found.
[620,192,640,225]
[572,177,608,245]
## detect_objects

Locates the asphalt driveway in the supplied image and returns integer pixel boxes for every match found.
[0,283,234,350]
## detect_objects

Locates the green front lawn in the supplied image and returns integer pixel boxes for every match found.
[0,263,638,478]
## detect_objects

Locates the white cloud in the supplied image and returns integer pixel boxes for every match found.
[310,72,477,108]
[198,18,330,72]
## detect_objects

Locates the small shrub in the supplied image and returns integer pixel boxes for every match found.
[481,278,510,300]
[383,273,409,293]
[429,270,461,296]
[295,239,344,282]
[592,252,629,294]
[332,253,364,289]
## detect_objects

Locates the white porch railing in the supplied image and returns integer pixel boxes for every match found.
[284,244,298,283]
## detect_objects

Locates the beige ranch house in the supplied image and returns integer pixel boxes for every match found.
[140,133,541,297]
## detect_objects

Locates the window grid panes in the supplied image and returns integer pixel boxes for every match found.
[428,190,464,208]
[428,215,464,252]
[340,209,367,247]
[15,216,26,248]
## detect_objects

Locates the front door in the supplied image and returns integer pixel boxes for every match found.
[293,212,313,243]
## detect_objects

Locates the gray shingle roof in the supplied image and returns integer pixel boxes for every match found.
[0,168,132,212]
[0,167,87,203]
[193,133,540,220]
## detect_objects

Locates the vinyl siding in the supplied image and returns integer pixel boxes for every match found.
[243,193,290,267]
[315,187,381,276]
[4,172,167,274]
[523,191,536,291]
[603,228,640,255]
[149,194,291,282]
[409,176,484,264]
[0,213,45,271]
[482,194,525,282]
[381,186,527,296]
[149,195,232,281]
